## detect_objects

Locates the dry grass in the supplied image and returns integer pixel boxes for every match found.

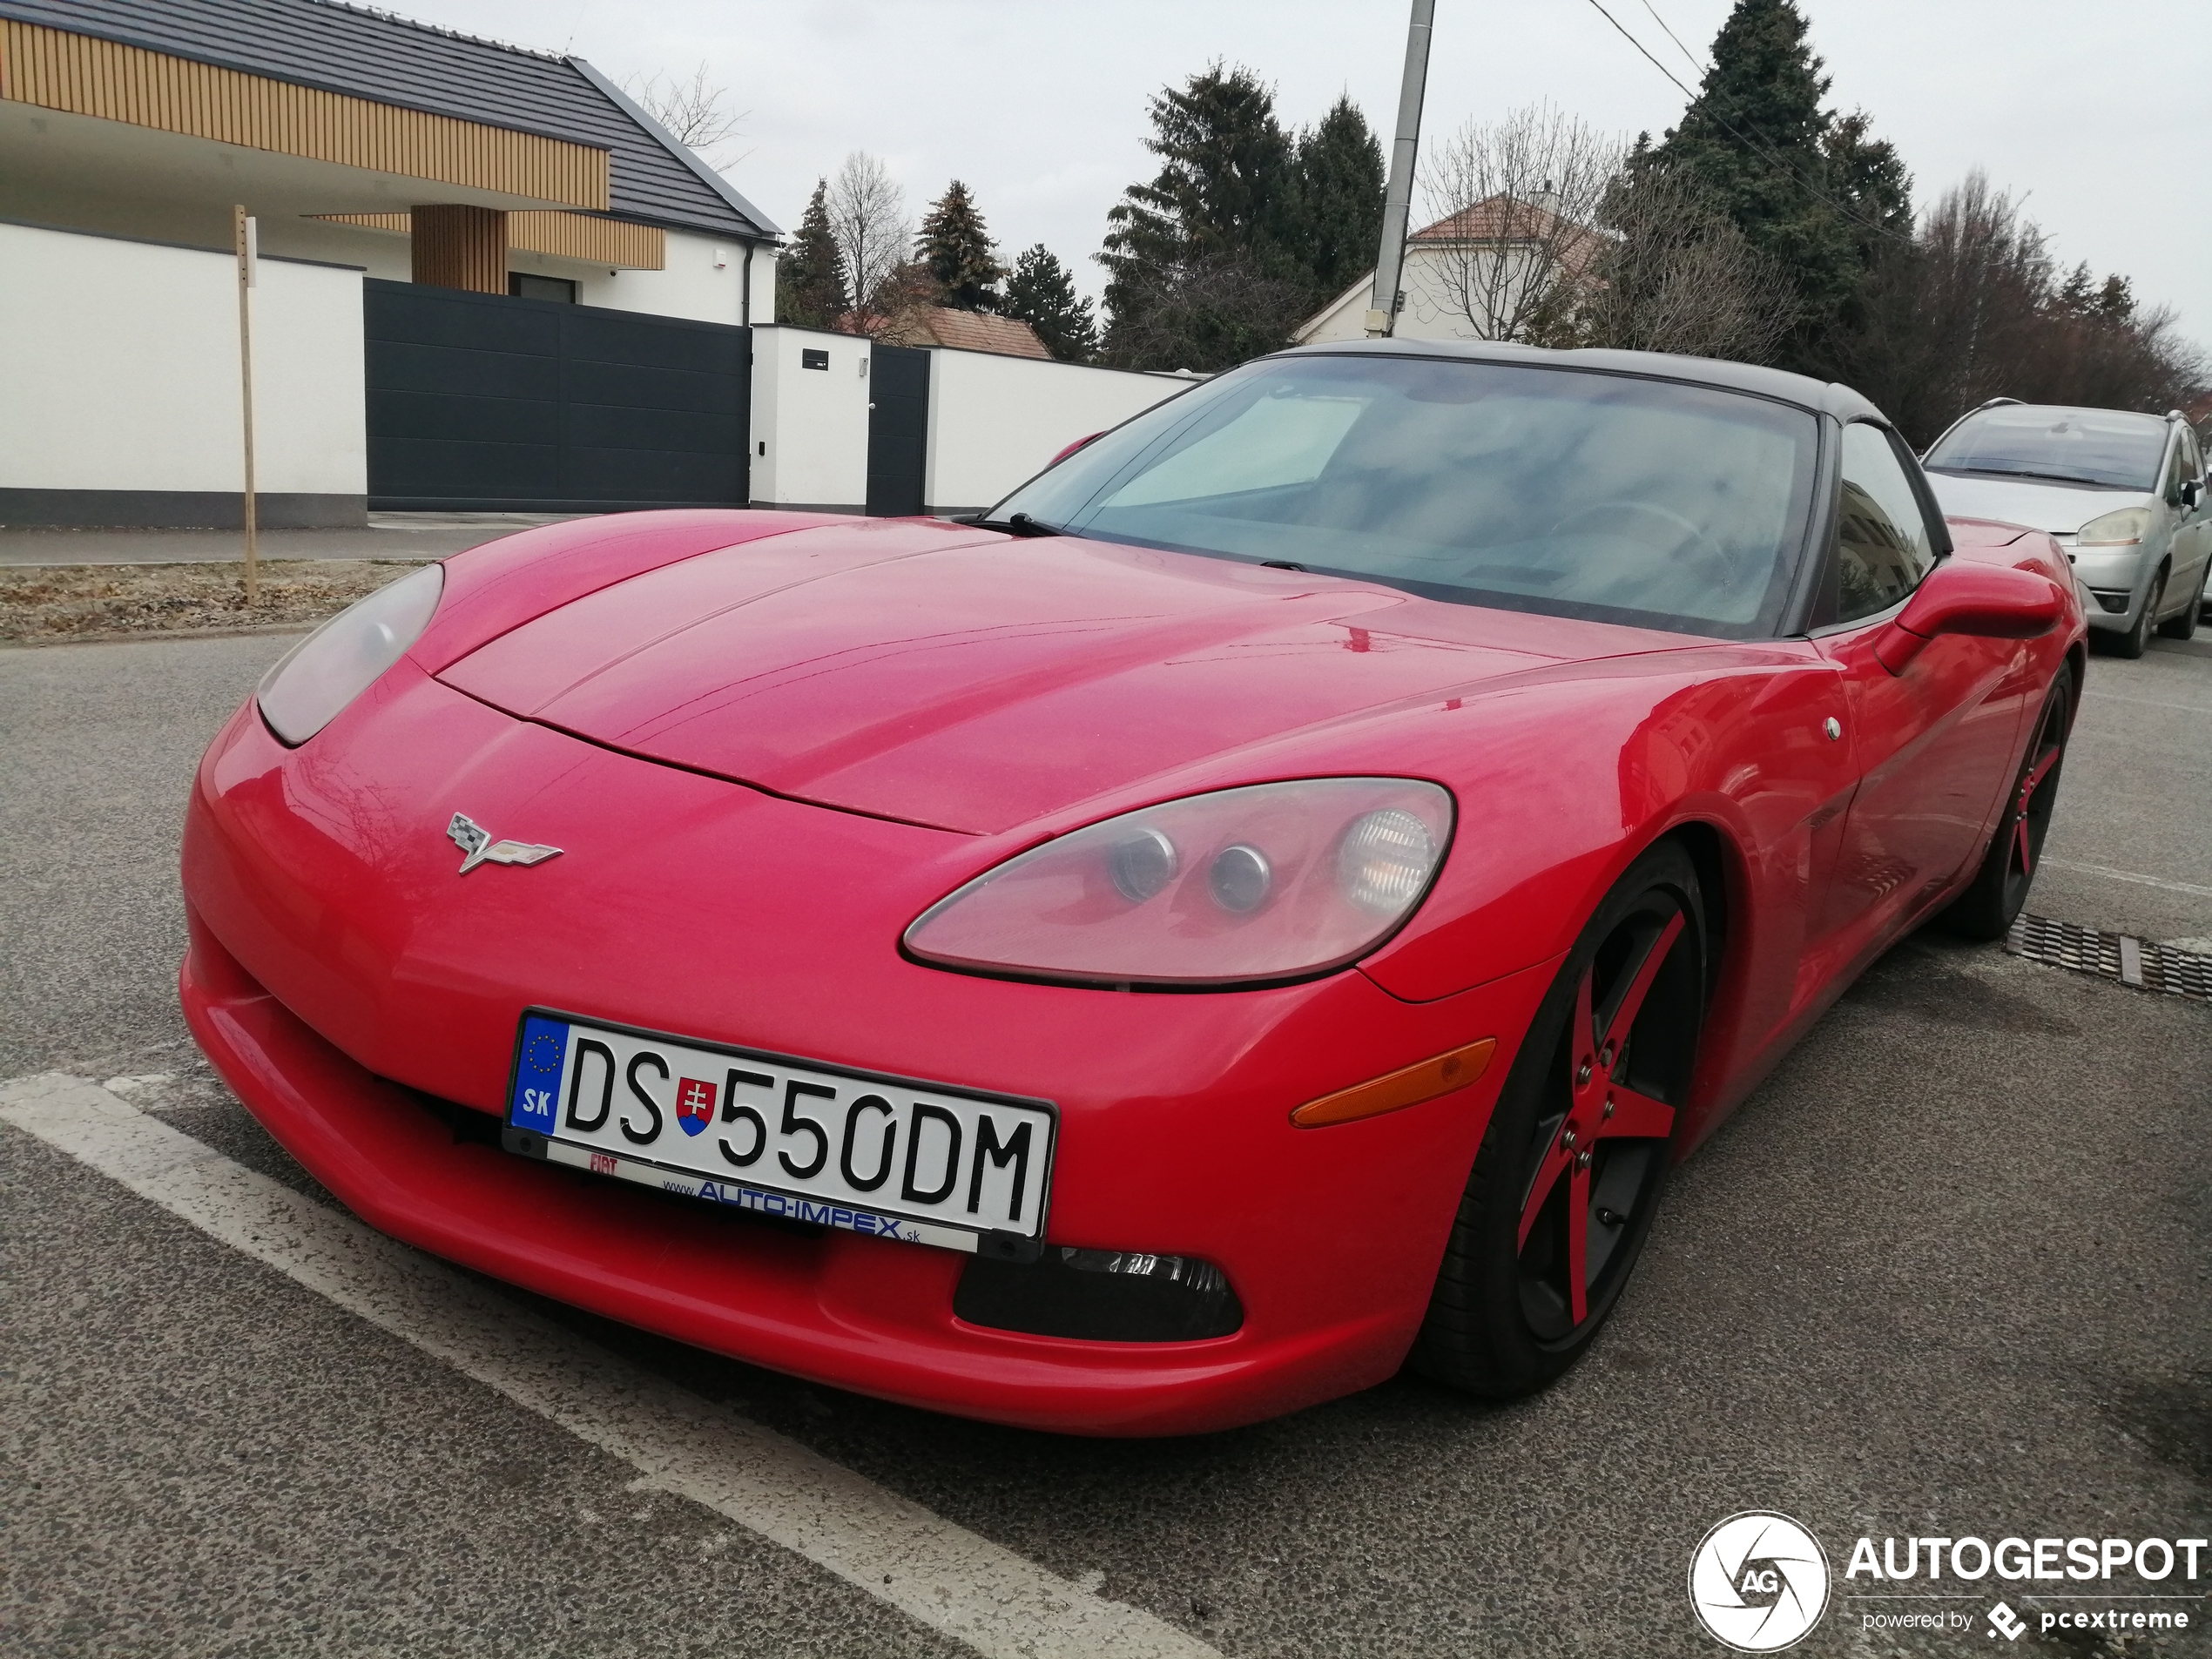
[0,559,433,644]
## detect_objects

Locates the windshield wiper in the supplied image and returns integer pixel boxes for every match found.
[961,512,1064,537]
[1932,465,2131,490]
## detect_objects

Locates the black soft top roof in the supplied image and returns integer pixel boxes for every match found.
[1286,338,1886,424]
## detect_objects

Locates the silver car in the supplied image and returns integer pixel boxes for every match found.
[1921,401,2210,657]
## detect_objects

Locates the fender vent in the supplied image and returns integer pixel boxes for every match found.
[2006,914,2212,1001]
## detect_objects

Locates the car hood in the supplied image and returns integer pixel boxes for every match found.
[436,520,1662,834]
[1927,472,2152,534]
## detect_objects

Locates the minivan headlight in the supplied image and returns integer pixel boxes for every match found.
[2075,507,2150,547]
[256,563,444,745]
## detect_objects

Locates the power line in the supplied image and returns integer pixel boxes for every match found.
[1636,0,1707,76]
[1577,0,1912,249]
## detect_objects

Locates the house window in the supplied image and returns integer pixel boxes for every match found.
[509,273,577,303]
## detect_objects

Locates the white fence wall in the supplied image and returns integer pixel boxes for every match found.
[570,228,776,327]
[749,325,873,512]
[0,221,366,525]
[924,351,1192,515]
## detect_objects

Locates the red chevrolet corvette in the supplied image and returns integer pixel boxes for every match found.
[181,341,2083,1434]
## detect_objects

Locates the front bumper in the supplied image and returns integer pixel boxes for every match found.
[180,666,1549,1434]
[2065,543,2151,632]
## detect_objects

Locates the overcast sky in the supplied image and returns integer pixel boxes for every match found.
[400,0,2209,346]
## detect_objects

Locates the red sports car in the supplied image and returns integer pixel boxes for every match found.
[181,342,2082,1435]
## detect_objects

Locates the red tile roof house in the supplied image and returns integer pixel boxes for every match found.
[1296,193,1607,346]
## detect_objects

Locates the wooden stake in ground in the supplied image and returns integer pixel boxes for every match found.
[233,204,260,608]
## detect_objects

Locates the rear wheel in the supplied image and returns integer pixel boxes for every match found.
[1939,663,2073,941]
[2113,571,2163,658]
[1412,841,1706,1397]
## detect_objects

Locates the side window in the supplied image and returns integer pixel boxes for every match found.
[1834,422,1939,624]
[2171,428,2202,499]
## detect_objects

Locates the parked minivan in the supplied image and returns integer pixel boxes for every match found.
[1921,401,2209,656]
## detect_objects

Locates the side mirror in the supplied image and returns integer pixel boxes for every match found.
[2182,478,2202,509]
[1049,431,1106,468]
[1872,560,2064,675]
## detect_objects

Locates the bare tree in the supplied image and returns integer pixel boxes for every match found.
[825,152,910,332]
[1836,172,2207,442]
[1414,103,1620,341]
[623,63,747,172]
[1552,162,1796,364]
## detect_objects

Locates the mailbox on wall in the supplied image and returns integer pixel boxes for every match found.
[801,348,829,370]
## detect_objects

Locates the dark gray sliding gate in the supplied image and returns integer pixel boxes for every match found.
[865,344,930,516]
[365,280,749,512]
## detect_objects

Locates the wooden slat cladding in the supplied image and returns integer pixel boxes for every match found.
[511,211,665,269]
[318,210,665,270]
[0,19,608,210]
[411,204,506,293]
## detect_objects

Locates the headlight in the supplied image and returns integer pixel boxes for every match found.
[2075,507,2149,547]
[256,563,444,745]
[903,779,1453,987]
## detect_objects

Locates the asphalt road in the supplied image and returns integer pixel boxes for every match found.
[3,629,2206,1659]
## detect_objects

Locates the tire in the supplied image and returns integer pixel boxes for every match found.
[1938,662,2074,941]
[1411,840,1707,1398]
[2112,570,2162,658]
[2160,565,2202,639]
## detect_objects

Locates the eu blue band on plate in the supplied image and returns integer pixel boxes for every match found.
[510,1015,570,1132]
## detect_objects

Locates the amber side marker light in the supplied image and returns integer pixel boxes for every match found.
[1290,1038,1497,1129]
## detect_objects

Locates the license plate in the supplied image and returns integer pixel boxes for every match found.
[502,1010,1055,1260]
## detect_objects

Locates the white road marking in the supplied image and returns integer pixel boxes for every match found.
[2040,859,2212,900]
[0,1074,1217,1659]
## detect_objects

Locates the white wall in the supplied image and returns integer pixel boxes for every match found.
[923,351,1192,514]
[749,325,872,511]
[0,220,365,500]
[565,227,776,326]
[1297,245,1529,345]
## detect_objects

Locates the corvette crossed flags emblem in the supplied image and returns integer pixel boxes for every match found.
[446,812,563,874]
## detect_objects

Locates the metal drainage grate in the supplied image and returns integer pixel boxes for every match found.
[2006,914,2212,1001]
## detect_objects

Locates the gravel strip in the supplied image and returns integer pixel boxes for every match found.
[0,559,431,644]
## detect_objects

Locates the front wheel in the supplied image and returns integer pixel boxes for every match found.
[1411,840,1707,1398]
[2159,564,2202,640]
[2112,571,2163,658]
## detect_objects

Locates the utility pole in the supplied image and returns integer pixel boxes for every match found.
[1367,0,1437,338]
[233,204,260,607]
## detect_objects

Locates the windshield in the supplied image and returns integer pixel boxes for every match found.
[991,354,1817,637]
[1924,406,2167,491]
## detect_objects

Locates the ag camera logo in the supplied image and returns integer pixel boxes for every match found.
[1689,1512,1831,1651]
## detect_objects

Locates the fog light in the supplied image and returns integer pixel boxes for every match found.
[954,1246,1244,1341]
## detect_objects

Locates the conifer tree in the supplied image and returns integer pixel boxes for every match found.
[916,179,1003,311]
[1649,0,1908,374]
[1099,64,1306,369]
[776,178,848,328]
[1290,96,1386,300]
[1001,245,1099,361]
